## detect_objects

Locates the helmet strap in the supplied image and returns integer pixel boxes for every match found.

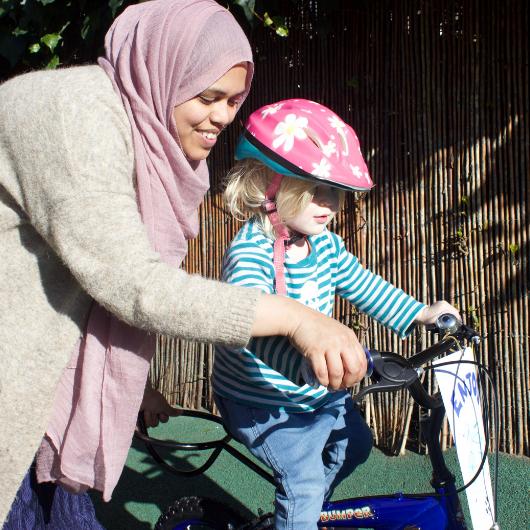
[262,173,291,296]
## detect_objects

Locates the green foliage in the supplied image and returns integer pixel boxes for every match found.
[229,0,289,38]
[0,0,131,79]
[0,0,296,79]
[232,0,255,23]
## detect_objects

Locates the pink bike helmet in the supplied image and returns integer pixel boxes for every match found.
[235,98,373,192]
[234,99,373,295]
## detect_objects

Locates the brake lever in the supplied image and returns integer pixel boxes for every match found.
[352,350,420,403]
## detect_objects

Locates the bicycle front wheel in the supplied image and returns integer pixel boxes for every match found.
[155,496,247,530]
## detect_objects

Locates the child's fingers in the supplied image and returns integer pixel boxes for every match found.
[144,410,158,428]
[164,405,182,417]
[420,301,461,325]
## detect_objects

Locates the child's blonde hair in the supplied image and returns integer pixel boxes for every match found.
[224,159,345,238]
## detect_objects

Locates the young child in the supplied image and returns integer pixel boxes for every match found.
[212,99,460,529]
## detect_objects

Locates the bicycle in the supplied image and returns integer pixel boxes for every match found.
[135,314,500,530]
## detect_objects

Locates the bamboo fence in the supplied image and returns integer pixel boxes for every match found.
[151,0,529,456]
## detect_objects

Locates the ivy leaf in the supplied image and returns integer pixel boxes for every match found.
[508,243,519,255]
[263,12,273,27]
[108,0,125,18]
[80,15,91,40]
[38,0,57,5]
[41,32,62,52]
[275,25,288,37]
[28,42,41,53]
[233,0,255,23]
[12,27,28,37]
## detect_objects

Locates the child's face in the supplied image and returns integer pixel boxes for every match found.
[172,64,248,161]
[285,185,341,236]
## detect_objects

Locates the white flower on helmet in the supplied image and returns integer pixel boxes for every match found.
[350,165,363,179]
[311,158,332,178]
[328,115,346,130]
[272,114,308,151]
[322,140,337,157]
[261,103,284,118]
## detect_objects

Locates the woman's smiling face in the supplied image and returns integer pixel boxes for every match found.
[172,64,248,161]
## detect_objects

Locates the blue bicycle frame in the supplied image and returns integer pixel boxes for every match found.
[316,406,467,529]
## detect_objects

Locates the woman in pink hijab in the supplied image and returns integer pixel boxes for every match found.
[0,0,368,527]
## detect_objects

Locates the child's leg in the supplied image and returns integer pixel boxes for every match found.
[215,394,336,530]
[322,393,373,500]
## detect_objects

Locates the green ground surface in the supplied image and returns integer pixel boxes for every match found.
[92,415,529,529]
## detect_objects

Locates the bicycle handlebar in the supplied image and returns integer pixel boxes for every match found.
[301,314,480,409]
[354,314,480,408]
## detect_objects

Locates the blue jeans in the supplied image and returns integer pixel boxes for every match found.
[215,391,373,530]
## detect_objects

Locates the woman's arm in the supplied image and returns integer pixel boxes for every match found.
[252,294,367,389]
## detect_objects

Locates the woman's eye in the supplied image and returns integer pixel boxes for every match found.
[229,98,242,108]
[199,95,216,104]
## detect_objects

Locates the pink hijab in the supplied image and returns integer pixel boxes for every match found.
[36,0,253,500]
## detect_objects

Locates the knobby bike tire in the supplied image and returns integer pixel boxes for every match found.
[155,495,247,530]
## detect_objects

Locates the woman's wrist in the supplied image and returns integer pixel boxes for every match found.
[250,293,303,338]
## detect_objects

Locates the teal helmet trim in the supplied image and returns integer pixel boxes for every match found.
[235,135,300,178]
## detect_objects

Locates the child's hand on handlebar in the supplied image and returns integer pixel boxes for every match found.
[414,301,461,327]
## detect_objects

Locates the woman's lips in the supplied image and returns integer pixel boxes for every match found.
[196,130,218,147]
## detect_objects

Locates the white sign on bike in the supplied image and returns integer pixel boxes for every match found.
[433,347,495,530]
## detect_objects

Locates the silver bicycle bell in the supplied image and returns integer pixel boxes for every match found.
[435,313,461,334]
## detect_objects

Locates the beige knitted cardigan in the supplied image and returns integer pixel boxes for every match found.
[0,65,260,523]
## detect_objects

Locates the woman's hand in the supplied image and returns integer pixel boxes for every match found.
[290,310,367,390]
[414,301,461,327]
[251,294,367,390]
[140,383,181,428]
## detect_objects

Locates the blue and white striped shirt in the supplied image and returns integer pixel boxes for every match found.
[213,219,425,412]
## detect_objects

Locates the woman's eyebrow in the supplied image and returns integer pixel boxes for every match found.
[201,87,245,97]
